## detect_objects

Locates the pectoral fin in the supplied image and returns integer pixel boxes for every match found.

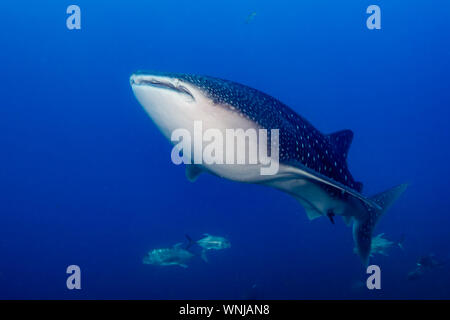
[294,196,322,220]
[306,208,322,220]
[185,165,203,182]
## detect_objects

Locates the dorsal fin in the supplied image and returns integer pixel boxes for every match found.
[327,130,354,160]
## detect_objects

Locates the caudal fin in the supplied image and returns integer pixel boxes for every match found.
[353,184,408,265]
[201,249,209,263]
[185,234,195,250]
[397,233,405,250]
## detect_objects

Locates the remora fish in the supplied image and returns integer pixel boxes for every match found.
[143,243,194,268]
[130,71,407,264]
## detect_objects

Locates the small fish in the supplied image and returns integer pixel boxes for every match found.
[407,267,425,280]
[245,12,257,24]
[407,254,445,280]
[417,253,444,269]
[353,233,401,258]
[143,243,194,268]
[187,234,231,262]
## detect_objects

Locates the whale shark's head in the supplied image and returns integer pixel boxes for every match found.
[130,71,281,178]
[130,71,260,140]
[130,72,208,138]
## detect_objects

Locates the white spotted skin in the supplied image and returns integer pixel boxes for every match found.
[130,73,366,219]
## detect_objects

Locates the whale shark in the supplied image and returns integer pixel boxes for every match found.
[143,243,194,268]
[130,71,407,264]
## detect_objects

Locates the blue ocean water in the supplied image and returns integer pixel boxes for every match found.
[0,0,449,299]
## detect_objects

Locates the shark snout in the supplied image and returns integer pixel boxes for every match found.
[130,72,195,101]
[130,73,166,87]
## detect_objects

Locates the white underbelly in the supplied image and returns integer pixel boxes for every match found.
[202,163,270,182]
[169,102,275,182]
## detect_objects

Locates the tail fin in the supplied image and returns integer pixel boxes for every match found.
[397,234,405,250]
[353,184,408,265]
[185,234,194,250]
[201,249,209,263]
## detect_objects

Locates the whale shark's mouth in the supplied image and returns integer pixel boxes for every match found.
[130,74,195,101]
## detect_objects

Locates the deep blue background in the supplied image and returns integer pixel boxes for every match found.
[0,1,449,299]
